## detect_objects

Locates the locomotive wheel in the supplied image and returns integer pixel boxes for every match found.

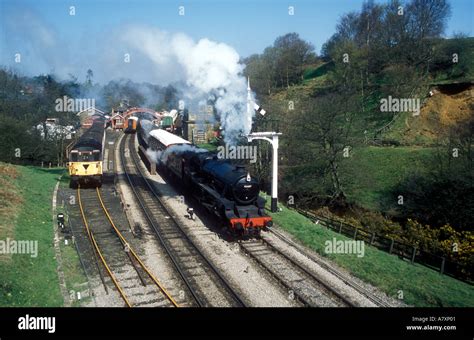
[236,228,245,238]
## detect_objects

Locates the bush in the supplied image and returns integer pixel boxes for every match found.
[405,219,474,279]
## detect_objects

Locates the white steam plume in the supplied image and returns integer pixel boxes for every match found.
[146,143,208,165]
[122,26,255,144]
[140,119,156,143]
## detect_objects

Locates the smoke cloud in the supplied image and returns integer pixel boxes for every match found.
[139,119,156,143]
[146,142,208,164]
[2,6,256,143]
[122,26,255,143]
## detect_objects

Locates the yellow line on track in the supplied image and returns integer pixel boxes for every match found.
[77,186,132,307]
[96,187,180,307]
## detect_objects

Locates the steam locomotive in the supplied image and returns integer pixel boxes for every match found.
[67,114,106,187]
[139,124,272,235]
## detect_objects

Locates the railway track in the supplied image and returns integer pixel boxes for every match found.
[77,185,179,307]
[120,133,246,307]
[239,237,355,307]
[266,227,393,307]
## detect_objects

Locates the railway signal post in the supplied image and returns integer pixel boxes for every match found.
[247,131,282,213]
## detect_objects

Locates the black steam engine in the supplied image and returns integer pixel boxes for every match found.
[138,122,272,235]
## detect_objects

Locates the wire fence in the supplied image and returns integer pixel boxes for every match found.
[291,207,473,285]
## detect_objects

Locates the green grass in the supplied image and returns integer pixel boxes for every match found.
[303,61,334,80]
[266,202,474,307]
[196,137,220,152]
[196,142,218,152]
[0,164,22,240]
[339,146,434,211]
[0,165,64,306]
[59,242,91,306]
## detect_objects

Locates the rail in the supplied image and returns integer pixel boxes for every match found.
[96,187,180,307]
[120,133,246,307]
[240,237,355,307]
[266,227,392,307]
[77,186,132,307]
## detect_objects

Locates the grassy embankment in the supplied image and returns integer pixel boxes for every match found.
[339,146,434,211]
[0,163,87,306]
[266,201,474,307]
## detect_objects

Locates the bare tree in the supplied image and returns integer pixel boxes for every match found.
[285,93,358,203]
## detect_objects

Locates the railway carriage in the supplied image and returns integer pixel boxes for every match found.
[148,128,190,151]
[124,116,139,133]
[67,116,106,187]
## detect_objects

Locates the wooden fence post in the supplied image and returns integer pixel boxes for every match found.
[440,257,445,275]
[389,239,394,254]
[370,232,375,245]
[411,246,417,263]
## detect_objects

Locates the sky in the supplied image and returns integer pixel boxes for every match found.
[0,0,473,83]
